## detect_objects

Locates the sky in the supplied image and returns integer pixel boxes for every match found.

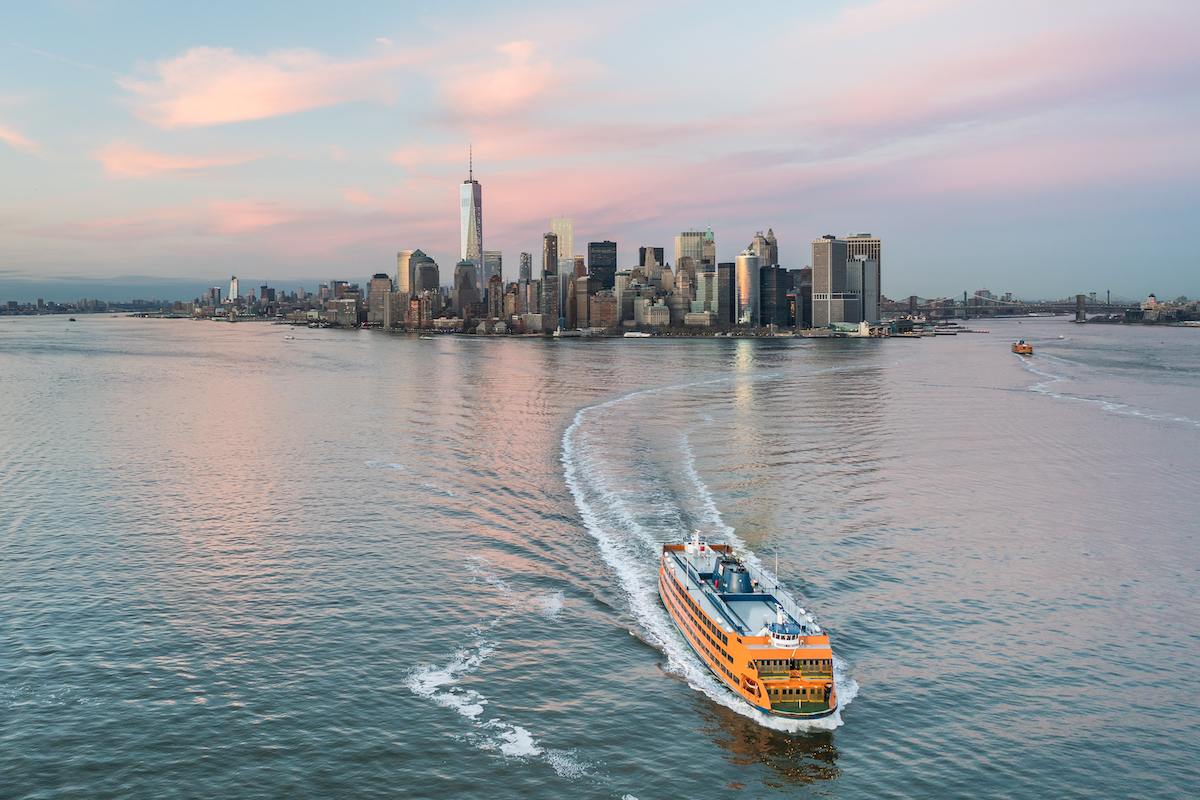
[2,0,1198,302]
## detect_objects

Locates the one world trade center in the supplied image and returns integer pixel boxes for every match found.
[460,152,483,296]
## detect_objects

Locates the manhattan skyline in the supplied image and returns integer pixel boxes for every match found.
[2,1,1198,301]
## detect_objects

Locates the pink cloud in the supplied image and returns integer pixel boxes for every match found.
[0,123,40,154]
[442,40,596,119]
[118,46,414,129]
[93,141,260,177]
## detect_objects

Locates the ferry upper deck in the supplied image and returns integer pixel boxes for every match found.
[660,543,830,655]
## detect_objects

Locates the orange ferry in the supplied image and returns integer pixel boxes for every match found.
[1012,340,1033,355]
[659,535,836,719]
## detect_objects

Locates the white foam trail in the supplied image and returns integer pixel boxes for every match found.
[1019,354,1200,427]
[562,379,859,732]
[407,559,596,777]
[363,460,406,471]
[531,591,564,621]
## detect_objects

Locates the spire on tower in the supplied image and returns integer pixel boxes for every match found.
[469,145,473,182]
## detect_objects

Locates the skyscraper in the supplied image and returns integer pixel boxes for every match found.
[759,265,788,326]
[460,153,483,293]
[748,229,778,265]
[675,230,705,266]
[453,260,479,316]
[845,233,881,320]
[411,251,440,293]
[396,250,415,293]
[367,273,393,326]
[519,252,532,282]
[639,247,664,268]
[542,233,559,277]
[735,251,761,326]
[702,227,716,268]
[483,250,502,294]
[229,276,239,303]
[812,236,855,328]
[717,263,735,324]
[551,218,573,271]
[587,241,617,290]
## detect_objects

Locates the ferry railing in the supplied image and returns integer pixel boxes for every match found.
[744,562,820,634]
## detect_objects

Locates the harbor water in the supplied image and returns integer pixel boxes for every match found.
[2,315,1197,799]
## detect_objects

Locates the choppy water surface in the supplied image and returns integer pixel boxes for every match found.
[2,315,1197,799]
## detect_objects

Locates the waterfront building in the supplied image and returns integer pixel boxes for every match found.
[759,265,788,327]
[735,251,761,326]
[503,284,519,320]
[639,247,664,268]
[613,271,634,323]
[519,252,532,282]
[540,273,560,321]
[717,263,735,324]
[589,292,618,328]
[542,233,559,276]
[384,289,409,328]
[367,273,393,325]
[487,275,504,319]
[461,157,483,293]
[483,251,502,294]
[575,275,600,329]
[814,236,865,327]
[845,233,881,320]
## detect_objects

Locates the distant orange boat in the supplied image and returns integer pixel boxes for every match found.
[1012,340,1033,355]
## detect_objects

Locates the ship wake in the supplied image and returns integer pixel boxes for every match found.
[562,378,858,733]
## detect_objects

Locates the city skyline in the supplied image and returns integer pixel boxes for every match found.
[2,1,1198,301]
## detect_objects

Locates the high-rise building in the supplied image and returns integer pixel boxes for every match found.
[717,263,735,324]
[483,250,502,295]
[748,230,778,265]
[461,155,483,293]
[413,252,440,294]
[575,275,600,328]
[519,252,532,282]
[759,265,788,327]
[675,231,705,267]
[453,260,479,316]
[368,273,393,325]
[487,274,504,320]
[639,247,664,268]
[845,233,881,320]
[692,271,719,313]
[397,250,415,293]
[812,236,858,327]
[542,233,559,277]
[587,241,617,290]
[229,276,239,304]
[551,217,573,270]
[735,251,761,326]
[702,227,716,268]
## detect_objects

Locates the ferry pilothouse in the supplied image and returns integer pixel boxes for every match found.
[658,534,837,719]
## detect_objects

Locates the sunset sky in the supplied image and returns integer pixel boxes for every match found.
[2,0,1197,301]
